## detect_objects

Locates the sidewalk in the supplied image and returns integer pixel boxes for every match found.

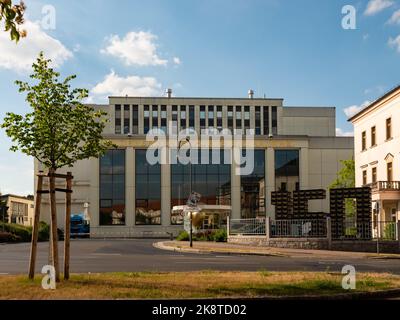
[154,241,400,260]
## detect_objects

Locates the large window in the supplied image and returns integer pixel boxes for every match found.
[180,106,187,130]
[135,150,161,225]
[100,149,125,225]
[152,105,158,130]
[362,170,367,186]
[217,106,223,130]
[171,150,231,225]
[361,131,366,151]
[275,150,300,192]
[240,150,265,219]
[372,167,377,183]
[387,162,393,182]
[172,105,178,134]
[161,105,167,133]
[115,105,121,134]
[386,118,392,140]
[244,106,250,132]
[371,126,376,147]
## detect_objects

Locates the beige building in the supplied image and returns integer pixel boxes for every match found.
[0,194,35,227]
[349,85,400,225]
[34,91,353,237]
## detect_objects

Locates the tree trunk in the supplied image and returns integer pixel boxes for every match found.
[49,168,60,282]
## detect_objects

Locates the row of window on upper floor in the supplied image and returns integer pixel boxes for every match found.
[361,161,393,186]
[114,104,278,136]
[361,117,392,152]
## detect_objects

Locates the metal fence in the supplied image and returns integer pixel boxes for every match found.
[270,219,327,238]
[332,220,398,241]
[229,218,266,236]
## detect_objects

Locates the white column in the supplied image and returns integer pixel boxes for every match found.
[161,160,171,226]
[125,147,135,227]
[266,148,275,219]
[231,151,241,219]
[300,147,309,190]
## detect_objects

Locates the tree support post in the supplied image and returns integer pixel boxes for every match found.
[64,172,72,280]
[28,171,44,279]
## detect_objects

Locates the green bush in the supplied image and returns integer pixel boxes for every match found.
[213,229,227,242]
[176,229,227,242]
[176,231,189,241]
[0,221,57,242]
[384,223,396,240]
[0,232,21,243]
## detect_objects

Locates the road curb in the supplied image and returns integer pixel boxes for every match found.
[153,242,288,257]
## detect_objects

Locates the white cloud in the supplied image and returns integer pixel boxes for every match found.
[101,31,168,66]
[363,34,370,41]
[388,35,400,52]
[388,9,400,24]
[364,0,394,16]
[89,70,162,102]
[344,101,371,118]
[336,128,354,137]
[173,57,181,65]
[0,20,73,72]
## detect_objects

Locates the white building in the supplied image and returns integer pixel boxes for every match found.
[34,91,354,237]
[349,85,400,226]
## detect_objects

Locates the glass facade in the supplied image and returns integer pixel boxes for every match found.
[227,106,233,131]
[152,105,158,130]
[171,150,231,225]
[100,149,125,225]
[240,150,265,218]
[144,105,150,134]
[272,106,278,135]
[263,106,269,135]
[208,106,214,128]
[123,105,130,134]
[275,150,300,192]
[135,149,161,225]
[255,106,261,135]
[189,106,195,129]
[180,106,186,130]
[161,105,167,133]
[236,106,242,129]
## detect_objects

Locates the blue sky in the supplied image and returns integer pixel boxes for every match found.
[0,0,399,195]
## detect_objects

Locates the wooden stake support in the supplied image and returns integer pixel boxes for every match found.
[28,170,73,281]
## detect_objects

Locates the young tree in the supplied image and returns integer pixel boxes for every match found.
[329,158,355,189]
[1,52,113,281]
[0,0,26,42]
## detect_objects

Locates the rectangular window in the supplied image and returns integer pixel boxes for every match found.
[240,150,265,219]
[255,106,261,135]
[361,131,366,151]
[189,106,195,129]
[123,105,130,134]
[208,106,214,128]
[161,105,167,133]
[387,162,393,182]
[100,149,125,226]
[144,105,150,134]
[371,126,376,147]
[152,105,158,129]
[362,170,367,186]
[171,150,231,225]
[172,105,178,134]
[217,106,222,129]
[180,106,186,130]
[236,106,242,129]
[272,106,278,135]
[136,149,161,225]
[372,167,377,184]
[115,105,121,134]
[263,106,269,135]
[386,118,392,140]
[227,106,233,131]
[200,106,206,130]
[132,105,138,134]
[275,150,300,193]
[244,106,250,132]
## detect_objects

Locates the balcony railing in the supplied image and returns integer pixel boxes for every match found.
[368,181,400,192]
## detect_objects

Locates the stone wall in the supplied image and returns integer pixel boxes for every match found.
[228,236,400,253]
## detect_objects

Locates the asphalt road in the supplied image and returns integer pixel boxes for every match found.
[0,239,399,275]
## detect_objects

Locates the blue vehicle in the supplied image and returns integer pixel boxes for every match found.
[70,213,90,238]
